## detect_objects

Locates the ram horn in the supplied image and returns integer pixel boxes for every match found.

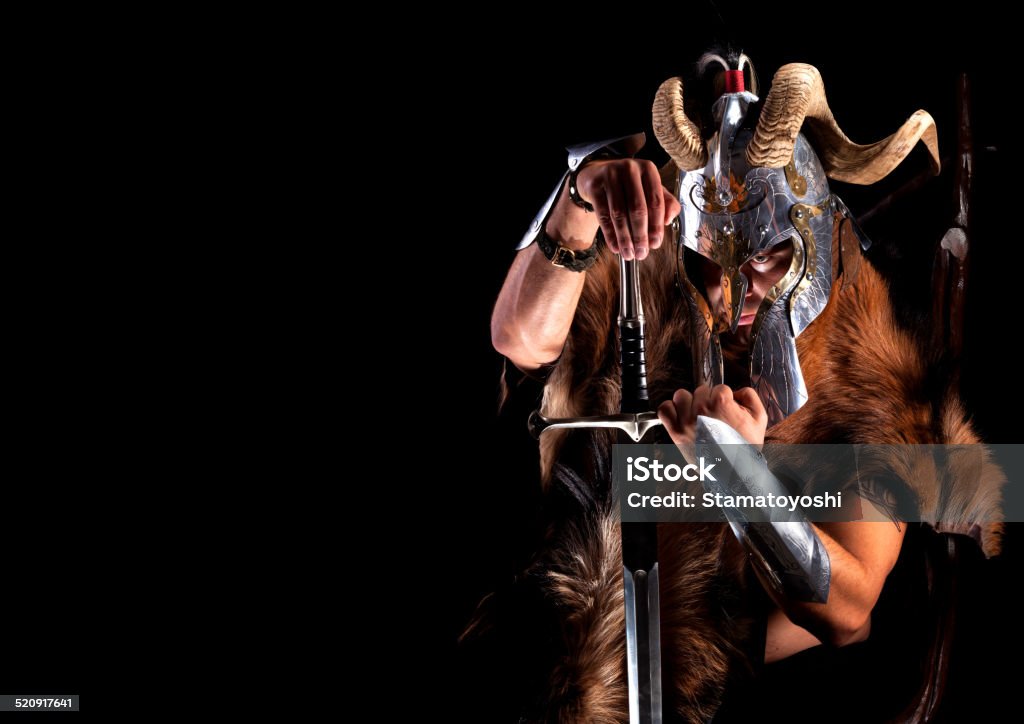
[653,77,708,171]
[746,63,940,184]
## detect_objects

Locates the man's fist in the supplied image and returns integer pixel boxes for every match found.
[574,159,681,261]
[657,384,768,447]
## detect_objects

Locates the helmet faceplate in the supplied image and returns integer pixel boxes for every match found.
[675,105,834,426]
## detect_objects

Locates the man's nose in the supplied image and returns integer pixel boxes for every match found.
[741,268,754,297]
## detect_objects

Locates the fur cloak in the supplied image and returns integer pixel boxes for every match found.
[463,217,1005,723]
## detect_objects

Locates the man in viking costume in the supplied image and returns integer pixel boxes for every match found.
[465,53,1005,723]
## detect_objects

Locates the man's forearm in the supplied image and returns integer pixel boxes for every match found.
[493,157,678,371]
[491,184,600,371]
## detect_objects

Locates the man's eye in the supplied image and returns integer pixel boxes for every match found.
[751,254,770,264]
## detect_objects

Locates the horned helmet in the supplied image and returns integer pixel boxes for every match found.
[653,57,940,426]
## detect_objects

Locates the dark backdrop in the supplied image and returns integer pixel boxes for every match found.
[430,7,1019,720]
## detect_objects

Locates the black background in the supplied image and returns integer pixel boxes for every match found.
[430,6,1020,720]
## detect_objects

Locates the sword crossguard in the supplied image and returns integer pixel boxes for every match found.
[528,410,662,442]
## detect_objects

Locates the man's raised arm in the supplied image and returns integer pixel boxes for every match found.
[491,158,680,371]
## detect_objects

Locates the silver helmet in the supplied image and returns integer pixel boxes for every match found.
[653,61,941,426]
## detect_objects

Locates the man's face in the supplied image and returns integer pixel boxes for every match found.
[699,240,795,328]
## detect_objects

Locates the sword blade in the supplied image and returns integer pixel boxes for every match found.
[623,552,662,722]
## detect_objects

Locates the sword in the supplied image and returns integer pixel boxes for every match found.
[617,256,663,724]
[530,255,663,723]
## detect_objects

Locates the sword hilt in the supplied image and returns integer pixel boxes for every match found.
[619,319,649,413]
[619,257,649,414]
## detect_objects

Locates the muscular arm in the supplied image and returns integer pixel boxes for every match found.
[658,386,907,656]
[764,504,905,659]
[491,183,599,371]
[492,159,680,371]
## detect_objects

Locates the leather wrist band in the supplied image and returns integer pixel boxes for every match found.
[537,227,603,272]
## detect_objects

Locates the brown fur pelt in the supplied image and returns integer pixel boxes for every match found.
[541,218,1004,552]
[466,219,1004,722]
